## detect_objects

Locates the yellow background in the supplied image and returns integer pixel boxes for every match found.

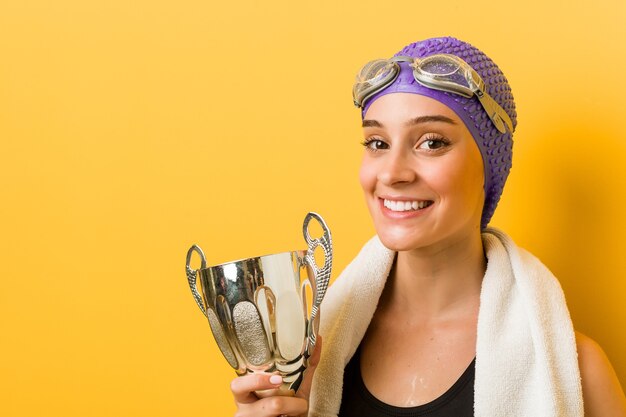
[1,0,625,415]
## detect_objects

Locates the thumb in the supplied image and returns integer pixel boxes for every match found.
[295,335,323,401]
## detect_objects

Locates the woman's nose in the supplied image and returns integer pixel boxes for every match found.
[377,150,417,185]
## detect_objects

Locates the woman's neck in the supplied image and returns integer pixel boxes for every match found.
[381,231,486,321]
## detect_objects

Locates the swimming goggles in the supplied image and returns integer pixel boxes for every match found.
[352,54,514,134]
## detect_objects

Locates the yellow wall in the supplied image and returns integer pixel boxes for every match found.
[1,0,625,415]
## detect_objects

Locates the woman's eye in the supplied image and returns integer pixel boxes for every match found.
[362,139,389,151]
[418,137,449,150]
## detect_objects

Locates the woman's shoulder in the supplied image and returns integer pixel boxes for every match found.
[575,331,626,416]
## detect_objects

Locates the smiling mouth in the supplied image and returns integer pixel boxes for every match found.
[383,199,434,212]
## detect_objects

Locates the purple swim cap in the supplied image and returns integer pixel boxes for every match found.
[361,37,517,229]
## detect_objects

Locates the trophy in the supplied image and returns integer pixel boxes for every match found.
[185,212,332,396]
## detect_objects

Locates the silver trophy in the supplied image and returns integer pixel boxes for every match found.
[185,212,332,396]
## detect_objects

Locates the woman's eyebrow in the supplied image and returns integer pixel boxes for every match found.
[362,119,383,128]
[362,115,456,128]
[406,115,456,126]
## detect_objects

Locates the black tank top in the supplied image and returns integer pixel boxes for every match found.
[338,347,475,417]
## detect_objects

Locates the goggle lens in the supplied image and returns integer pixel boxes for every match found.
[353,59,398,107]
[419,58,459,77]
[411,56,477,99]
[358,60,394,84]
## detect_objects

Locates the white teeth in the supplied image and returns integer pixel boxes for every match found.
[383,199,431,212]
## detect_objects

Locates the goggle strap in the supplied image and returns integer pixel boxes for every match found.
[476,93,513,134]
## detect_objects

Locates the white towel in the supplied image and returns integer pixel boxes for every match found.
[309,228,583,417]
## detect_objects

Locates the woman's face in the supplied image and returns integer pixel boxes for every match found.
[359,93,485,252]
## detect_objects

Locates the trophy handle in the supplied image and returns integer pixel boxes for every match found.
[186,244,208,318]
[302,212,332,356]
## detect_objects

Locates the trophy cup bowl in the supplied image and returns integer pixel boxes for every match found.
[185,212,332,396]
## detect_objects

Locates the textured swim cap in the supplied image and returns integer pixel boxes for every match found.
[361,37,517,229]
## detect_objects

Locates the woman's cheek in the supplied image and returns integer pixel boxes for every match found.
[358,158,376,192]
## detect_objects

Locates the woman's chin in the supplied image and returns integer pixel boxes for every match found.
[375,227,433,252]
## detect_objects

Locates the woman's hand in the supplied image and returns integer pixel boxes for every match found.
[231,336,322,417]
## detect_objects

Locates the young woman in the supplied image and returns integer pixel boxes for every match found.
[229,37,626,417]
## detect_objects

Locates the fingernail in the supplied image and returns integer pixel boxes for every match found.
[269,375,282,385]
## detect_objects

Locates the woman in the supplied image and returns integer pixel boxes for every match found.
[230,37,626,417]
